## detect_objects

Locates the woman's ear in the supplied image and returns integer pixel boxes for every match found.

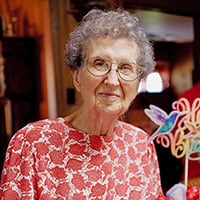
[71,70,81,92]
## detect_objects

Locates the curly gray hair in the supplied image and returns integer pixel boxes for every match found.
[65,8,155,79]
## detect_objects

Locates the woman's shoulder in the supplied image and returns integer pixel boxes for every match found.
[10,117,70,144]
[117,120,149,139]
[117,120,146,132]
[116,121,156,157]
[19,117,67,132]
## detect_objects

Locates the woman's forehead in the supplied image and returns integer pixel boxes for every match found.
[84,37,139,61]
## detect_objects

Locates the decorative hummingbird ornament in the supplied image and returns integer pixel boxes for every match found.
[144,105,186,142]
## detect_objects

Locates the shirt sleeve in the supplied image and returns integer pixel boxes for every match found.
[146,140,165,198]
[0,127,38,199]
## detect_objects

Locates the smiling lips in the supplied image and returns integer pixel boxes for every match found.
[98,92,121,98]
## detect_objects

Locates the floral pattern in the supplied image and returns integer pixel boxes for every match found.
[0,118,164,199]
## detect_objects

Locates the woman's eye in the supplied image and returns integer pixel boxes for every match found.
[94,59,105,67]
[93,59,108,70]
[120,64,133,73]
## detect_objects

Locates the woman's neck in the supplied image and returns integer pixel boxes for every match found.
[65,107,119,136]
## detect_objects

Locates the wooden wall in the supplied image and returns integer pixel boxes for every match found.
[0,0,56,118]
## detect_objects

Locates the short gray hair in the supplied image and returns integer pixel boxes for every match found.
[65,8,155,78]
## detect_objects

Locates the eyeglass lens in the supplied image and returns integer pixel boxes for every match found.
[86,57,141,81]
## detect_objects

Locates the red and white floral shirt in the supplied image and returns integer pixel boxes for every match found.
[0,118,164,199]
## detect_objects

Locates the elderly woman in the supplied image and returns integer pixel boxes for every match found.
[0,9,167,199]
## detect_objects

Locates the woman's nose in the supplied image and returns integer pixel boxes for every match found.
[104,69,120,86]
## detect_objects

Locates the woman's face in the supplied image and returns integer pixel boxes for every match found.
[72,37,140,116]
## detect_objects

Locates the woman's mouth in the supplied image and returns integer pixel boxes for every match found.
[98,92,120,98]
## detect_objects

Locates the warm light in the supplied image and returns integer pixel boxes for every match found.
[146,72,163,93]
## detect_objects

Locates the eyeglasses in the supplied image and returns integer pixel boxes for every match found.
[85,57,143,82]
